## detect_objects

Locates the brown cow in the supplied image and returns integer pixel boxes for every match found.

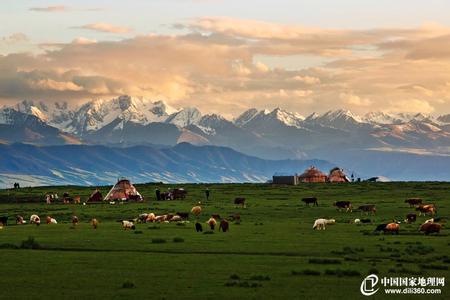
[234,197,246,208]
[405,198,422,207]
[416,204,436,216]
[384,223,400,234]
[358,205,376,215]
[420,222,442,235]
[219,219,229,232]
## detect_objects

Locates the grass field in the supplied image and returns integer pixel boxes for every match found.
[0,182,449,299]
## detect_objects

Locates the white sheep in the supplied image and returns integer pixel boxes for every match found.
[122,220,135,230]
[313,218,336,230]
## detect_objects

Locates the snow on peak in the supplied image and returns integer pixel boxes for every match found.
[234,108,258,127]
[270,107,305,128]
[166,107,202,127]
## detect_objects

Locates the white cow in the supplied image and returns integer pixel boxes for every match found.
[30,214,41,226]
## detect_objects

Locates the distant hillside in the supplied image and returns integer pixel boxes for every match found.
[0,143,334,187]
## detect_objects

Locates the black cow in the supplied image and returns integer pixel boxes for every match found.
[302,197,318,206]
[0,216,8,226]
[195,222,203,232]
[405,213,417,223]
[358,204,376,215]
[333,201,352,212]
[405,198,422,207]
[176,212,189,220]
[234,197,246,208]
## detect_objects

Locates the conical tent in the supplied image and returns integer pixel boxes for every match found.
[86,189,103,203]
[104,179,143,201]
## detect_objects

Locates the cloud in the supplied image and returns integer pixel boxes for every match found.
[1,33,28,43]
[29,6,68,12]
[2,17,450,115]
[75,23,132,34]
[340,92,372,107]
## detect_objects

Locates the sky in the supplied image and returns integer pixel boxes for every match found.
[2,0,450,117]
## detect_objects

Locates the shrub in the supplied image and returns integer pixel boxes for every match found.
[420,264,448,270]
[20,237,41,249]
[325,269,361,277]
[309,258,341,264]
[368,268,379,274]
[291,270,321,276]
[173,237,185,243]
[151,238,166,244]
[249,275,271,281]
[122,281,135,289]
[405,245,434,255]
[0,243,19,249]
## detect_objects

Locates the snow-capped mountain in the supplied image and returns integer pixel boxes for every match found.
[166,107,202,127]
[66,95,177,135]
[2,96,450,181]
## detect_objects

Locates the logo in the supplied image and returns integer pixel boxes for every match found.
[361,274,380,296]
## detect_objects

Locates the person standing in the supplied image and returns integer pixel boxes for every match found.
[155,188,161,201]
[205,188,210,201]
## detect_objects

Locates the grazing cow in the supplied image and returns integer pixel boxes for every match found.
[73,196,81,204]
[420,222,442,235]
[16,215,26,224]
[357,205,376,215]
[219,219,229,232]
[155,215,167,223]
[176,212,189,220]
[424,217,447,224]
[405,198,422,207]
[207,217,217,230]
[416,204,436,216]
[46,216,57,224]
[191,206,202,216]
[312,218,335,230]
[333,201,352,212]
[195,222,203,232]
[384,223,400,234]
[302,197,318,207]
[121,220,135,230]
[137,213,148,223]
[0,216,8,226]
[91,218,99,229]
[374,223,399,234]
[72,216,79,226]
[229,213,241,224]
[146,213,156,223]
[170,215,182,222]
[405,213,417,223]
[30,214,41,226]
[234,197,246,208]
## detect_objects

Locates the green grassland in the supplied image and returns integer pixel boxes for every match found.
[0,182,449,299]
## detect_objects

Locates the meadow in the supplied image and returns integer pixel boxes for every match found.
[0,182,449,299]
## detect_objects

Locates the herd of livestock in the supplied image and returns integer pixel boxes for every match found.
[304,196,444,235]
[0,193,446,237]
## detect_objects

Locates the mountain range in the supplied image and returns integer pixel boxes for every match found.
[0,143,333,187]
[1,95,450,184]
